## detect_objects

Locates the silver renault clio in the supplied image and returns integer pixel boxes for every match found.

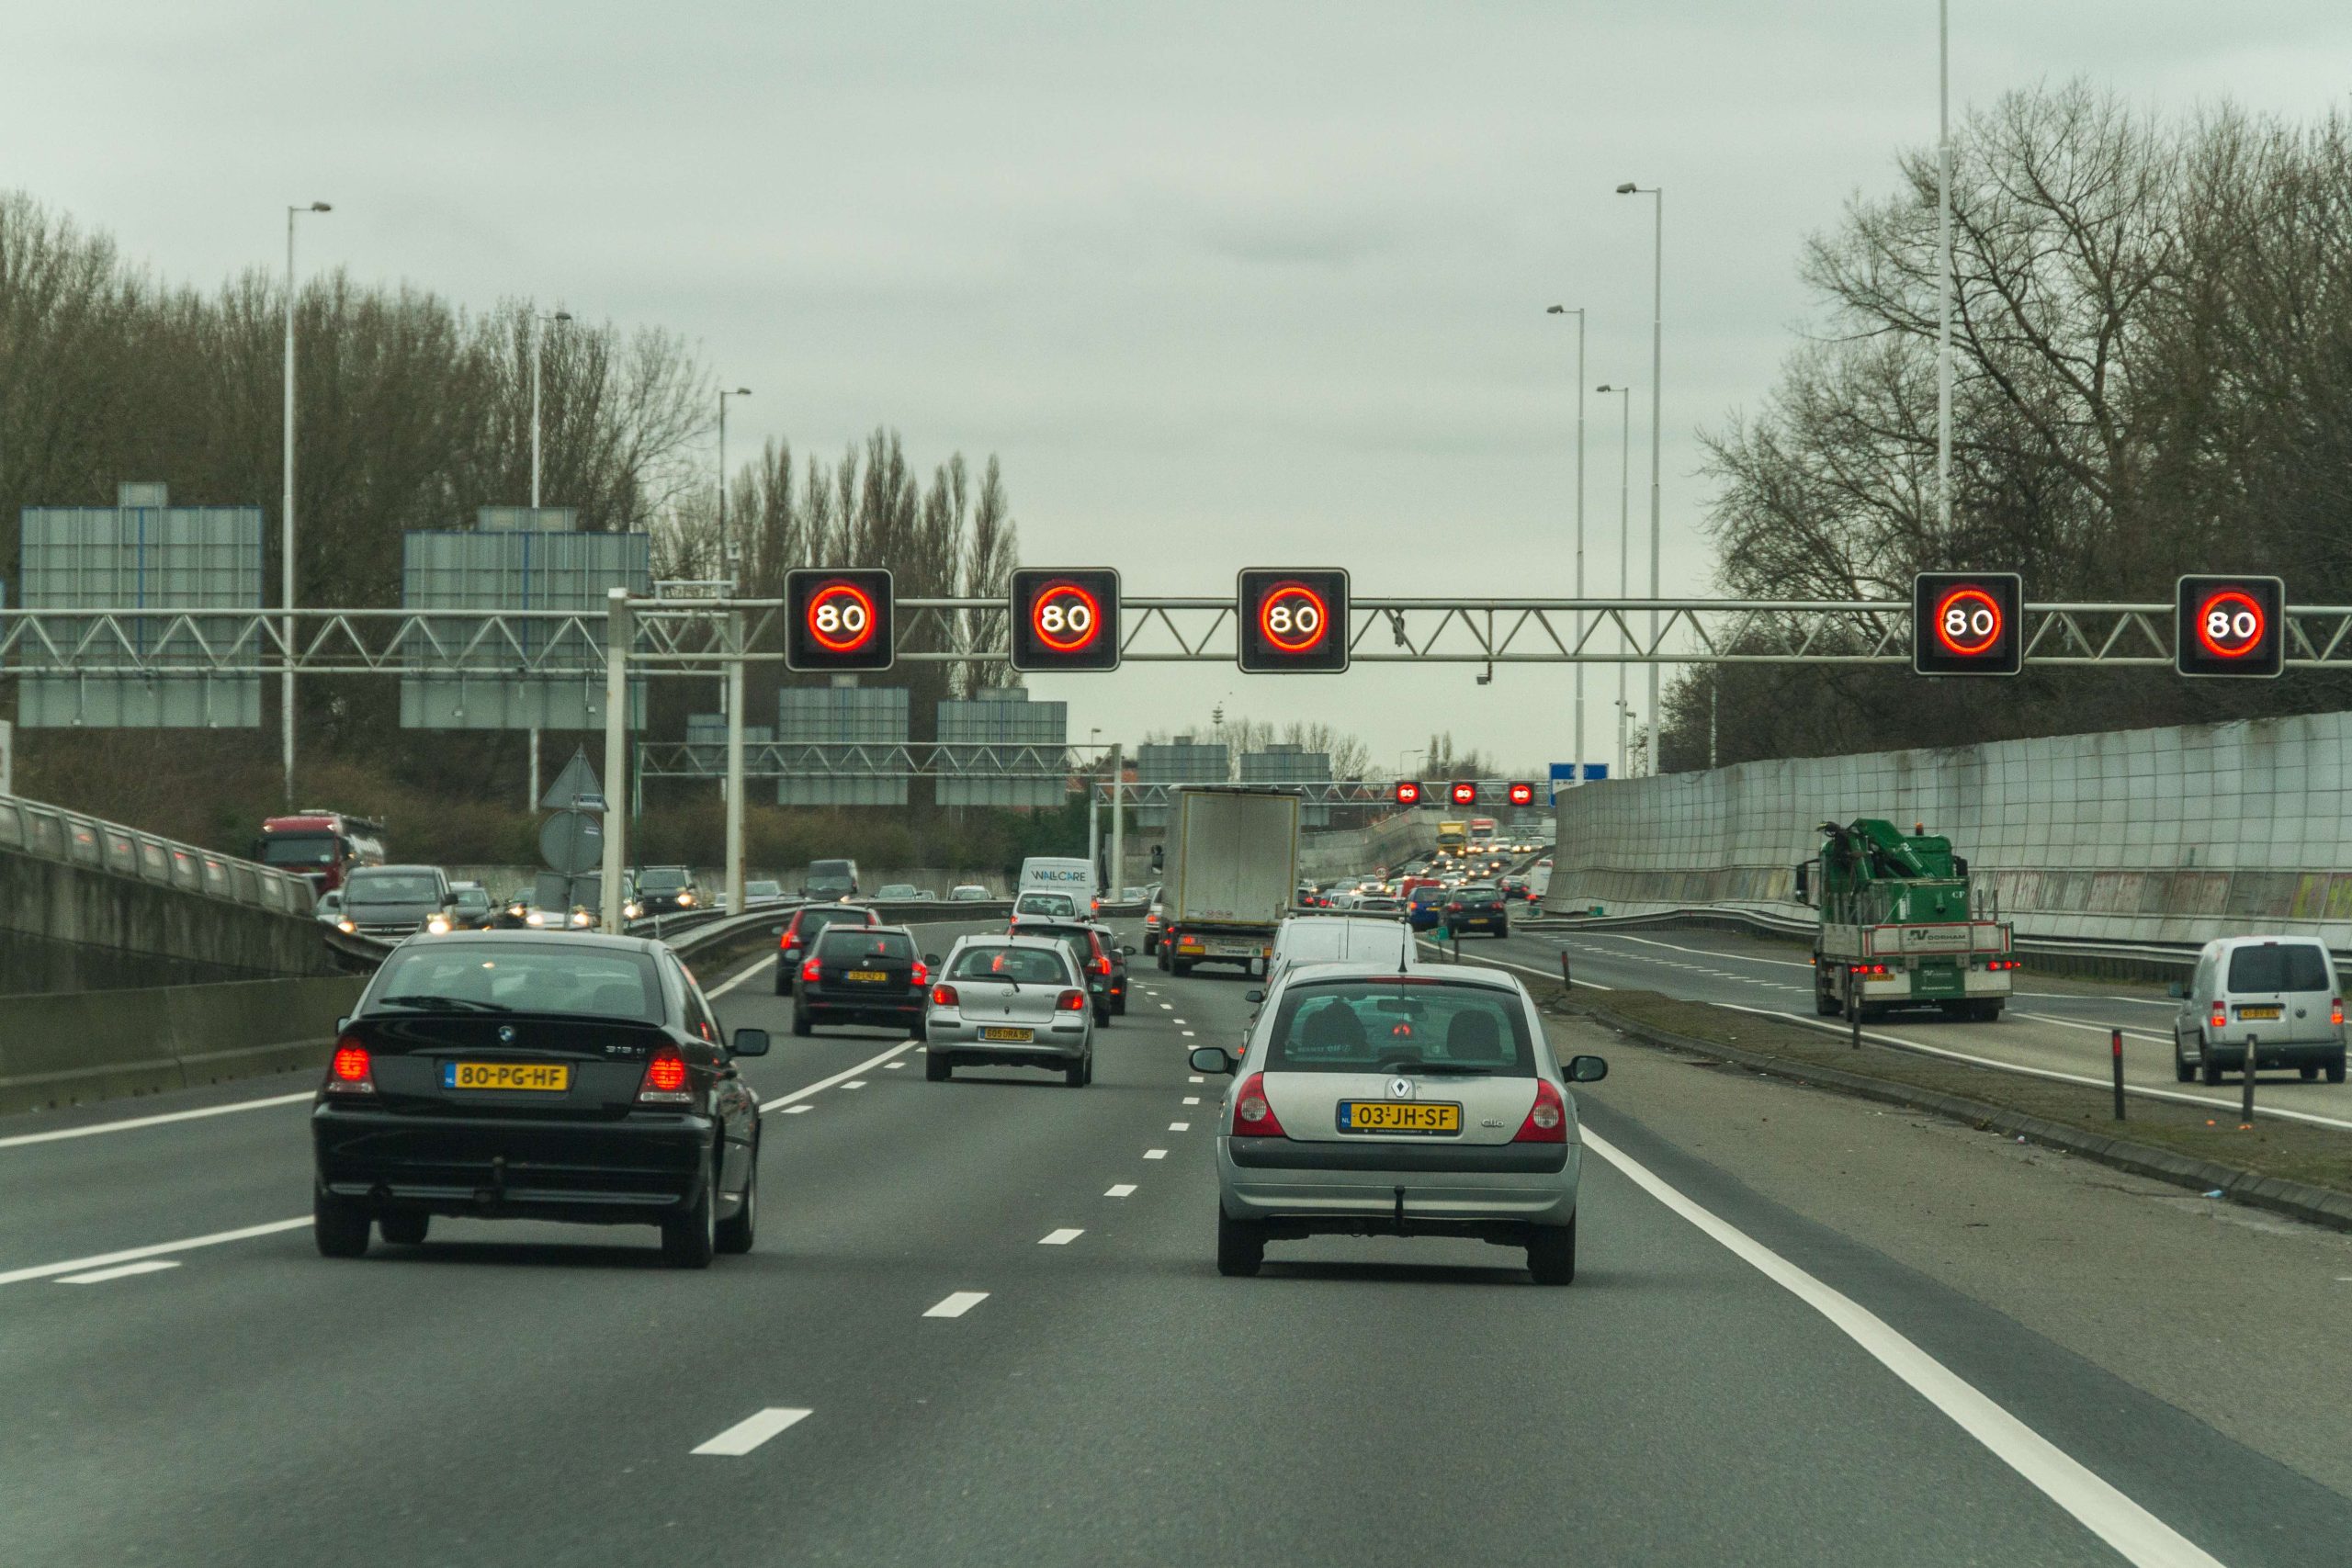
[1192,963,1604,1284]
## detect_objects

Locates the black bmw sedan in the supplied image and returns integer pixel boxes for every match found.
[311,931,767,1269]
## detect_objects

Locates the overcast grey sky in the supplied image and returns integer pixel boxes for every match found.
[8,1,2349,773]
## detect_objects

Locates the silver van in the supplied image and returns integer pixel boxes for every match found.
[2170,936,2346,1085]
[1265,912,1419,991]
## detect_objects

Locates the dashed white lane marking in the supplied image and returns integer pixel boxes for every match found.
[1105,1184,1136,1198]
[1169,1122,1191,1132]
[761,1040,920,1113]
[842,1080,868,1090]
[1584,1127,2224,1568]
[1182,1096,1200,1105]
[706,954,776,998]
[1188,1075,1205,1084]
[1039,1228,1084,1246]
[923,1291,989,1319]
[56,1259,182,1285]
[1159,1003,1173,1010]
[693,1407,813,1456]
[0,1090,313,1151]
[0,1218,309,1289]
[1182,1030,1196,1037]
[1144,1148,1168,1159]
[1172,1018,1189,1025]
[781,1105,813,1115]
[884,1061,905,1069]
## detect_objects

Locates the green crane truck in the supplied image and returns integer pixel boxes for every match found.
[1795,818,2017,1023]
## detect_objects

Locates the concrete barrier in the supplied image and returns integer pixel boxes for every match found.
[0,975,366,1116]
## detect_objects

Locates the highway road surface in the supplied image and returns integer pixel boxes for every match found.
[4,914,2349,1566]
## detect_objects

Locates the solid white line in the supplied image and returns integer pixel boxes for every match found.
[56,1258,183,1285]
[780,1104,813,1115]
[1582,1128,2224,1568]
[1105,1183,1136,1198]
[2013,1011,2170,1046]
[1144,1148,1167,1159]
[1039,1228,1083,1246]
[706,953,776,999]
[1422,940,1613,990]
[0,1217,309,1289]
[0,1091,312,1152]
[692,1407,811,1456]
[760,1040,919,1113]
[1169,1122,1190,1132]
[923,1291,989,1319]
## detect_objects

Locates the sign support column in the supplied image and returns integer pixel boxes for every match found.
[1108,742,1125,898]
[599,589,631,925]
[724,608,747,915]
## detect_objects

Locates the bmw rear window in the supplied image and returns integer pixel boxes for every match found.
[368,944,664,1022]
[1264,980,1532,1075]
[2225,943,2332,993]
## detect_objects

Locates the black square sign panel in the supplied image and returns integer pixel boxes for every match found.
[786,569,894,672]
[1911,572,2022,676]
[1237,569,1350,673]
[2176,575,2285,679]
[1010,569,1121,672]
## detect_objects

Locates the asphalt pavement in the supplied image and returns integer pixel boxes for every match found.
[2,913,2346,1564]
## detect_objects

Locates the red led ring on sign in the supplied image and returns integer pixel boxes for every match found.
[1032,583,1102,654]
[808,582,878,654]
[1931,586,2004,658]
[1259,584,1329,654]
[2194,590,2265,659]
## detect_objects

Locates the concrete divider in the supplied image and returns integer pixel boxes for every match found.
[0,976,366,1117]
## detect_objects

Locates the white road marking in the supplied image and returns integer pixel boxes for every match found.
[1188,1075,1205,1084]
[692,1407,812,1456]
[923,1291,989,1319]
[1144,1148,1168,1159]
[705,953,777,998]
[1159,1003,1173,1010]
[1424,942,1614,990]
[1182,1030,1196,1038]
[781,1104,813,1115]
[1583,1127,2225,1568]
[1169,1122,1190,1132]
[1182,1096,1200,1105]
[1172,1018,1188,1025]
[56,1259,182,1285]
[842,1080,868,1090]
[1105,1183,1136,1198]
[0,1218,310,1289]
[1039,1228,1083,1246]
[0,1091,312,1152]
[884,1061,905,1069]
[761,1040,920,1113]
[2012,1011,2170,1046]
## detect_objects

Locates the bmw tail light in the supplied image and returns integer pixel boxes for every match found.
[1513,1077,1566,1144]
[1057,988,1087,1011]
[638,1045,692,1105]
[931,983,959,1007]
[1229,1073,1287,1138]
[325,1038,375,1096]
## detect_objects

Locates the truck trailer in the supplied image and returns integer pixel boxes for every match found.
[1797,818,2017,1022]
[1159,786,1301,976]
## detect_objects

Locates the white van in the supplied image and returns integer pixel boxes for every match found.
[1018,856,1099,916]
[1265,911,1419,990]
[2170,936,2346,1085]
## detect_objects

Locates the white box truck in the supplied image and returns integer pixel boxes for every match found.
[1159,786,1301,977]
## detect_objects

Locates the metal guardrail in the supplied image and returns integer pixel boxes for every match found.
[1527,903,2224,974]
[0,791,317,918]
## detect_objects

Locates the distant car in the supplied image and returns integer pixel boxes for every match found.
[924,934,1094,1086]
[947,885,993,902]
[803,858,860,902]
[1266,911,1419,991]
[1443,885,1510,938]
[1498,874,1532,904]
[1012,891,1080,922]
[876,883,922,900]
[1400,878,1446,931]
[1354,896,1404,915]
[634,865,701,915]
[311,931,767,1268]
[745,879,787,905]
[447,881,497,930]
[1191,963,1606,1283]
[774,903,883,995]
[1143,890,1168,954]
[792,924,933,1039]
[315,888,345,926]
[1011,920,1122,1025]
[341,864,456,940]
[2171,936,2348,1085]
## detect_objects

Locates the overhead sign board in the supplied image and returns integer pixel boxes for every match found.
[1010,568,1121,672]
[1912,572,2023,677]
[786,569,894,672]
[1237,568,1350,673]
[2176,574,2285,679]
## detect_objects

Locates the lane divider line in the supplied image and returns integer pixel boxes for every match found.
[760,1040,920,1114]
[1144,1149,1168,1160]
[923,1291,989,1319]
[57,1258,182,1285]
[1168,1122,1190,1132]
[1039,1228,1083,1246]
[1182,1097,1200,1105]
[1188,1076,1205,1084]
[1582,1127,2225,1568]
[842,1081,868,1090]
[706,953,777,999]
[693,1407,812,1456]
[0,1217,309,1289]
[780,1105,814,1115]
[1105,1184,1136,1198]
[0,1091,312,1152]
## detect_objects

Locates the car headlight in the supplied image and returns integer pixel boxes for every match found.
[622,902,642,920]
[571,909,594,928]
[336,918,356,934]
[425,915,451,935]
[526,909,548,927]
[676,891,695,908]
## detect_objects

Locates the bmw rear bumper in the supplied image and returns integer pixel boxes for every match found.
[312,1104,714,1224]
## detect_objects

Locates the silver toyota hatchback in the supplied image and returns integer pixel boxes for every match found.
[925,934,1096,1087]
[1192,964,1604,1284]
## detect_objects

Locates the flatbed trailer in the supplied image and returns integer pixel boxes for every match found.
[1798,818,2018,1022]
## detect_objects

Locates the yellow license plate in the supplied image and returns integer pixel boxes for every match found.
[443,1062,571,1092]
[2237,1005,2283,1020]
[1339,1100,1460,1134]
[980,1026,1035,1042]
[846,969,888,983]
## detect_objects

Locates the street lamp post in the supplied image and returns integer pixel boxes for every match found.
[1597,384,1633,780]
[527,308,571,809]
[281,200,331,809]
[1937,0,1954,536]
[718,387,752,584]
[1545,306,1588,784]
[1616,182,1662,774]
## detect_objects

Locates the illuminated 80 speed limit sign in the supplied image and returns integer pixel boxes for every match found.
[1911,572,2022,676]
[2176,575,2285,679]
[1238,569,1350,672]
[786,569,894,671]
[1010,569,1122,672]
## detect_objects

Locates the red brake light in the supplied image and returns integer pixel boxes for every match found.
[2211,1003,2227,1032]
[910,961,929,988]
[1447,902,1463,911]
[1092,954,1112,976]
[2335,998,2344,1027]
[1057,987,1088,1011]
[638,1045,691,1104]
[801,956,822,983]
[931,983,959,1007]
[1229,1072,1287,1138]
[1513,1077,1566,1144]
[325,1039,375,1096]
